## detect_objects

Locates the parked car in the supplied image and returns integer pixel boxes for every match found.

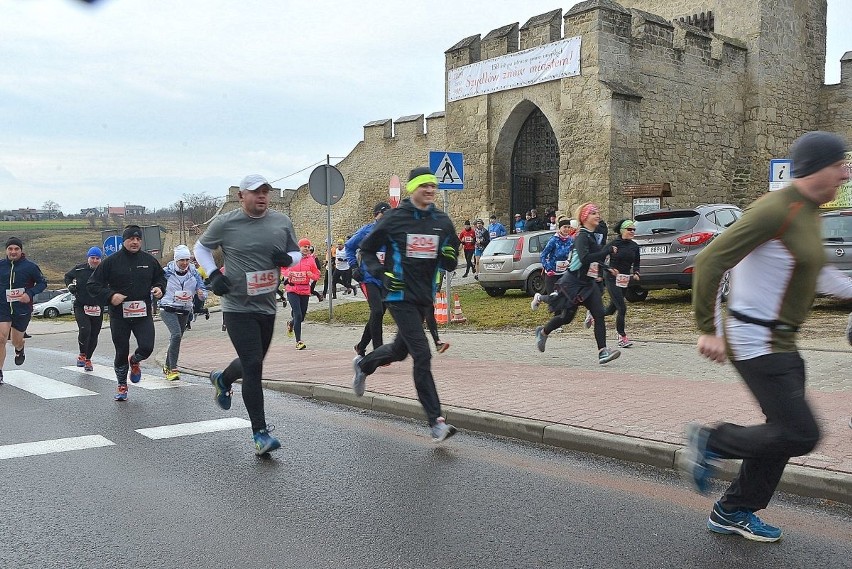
[32,291,75,318]
[820,207,852,278]
[476,229,555,297]
[32,288,68,304]
[626,204,742,301]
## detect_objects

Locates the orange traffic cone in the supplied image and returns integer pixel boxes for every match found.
[434,292,448,324]
[450,293,466,323]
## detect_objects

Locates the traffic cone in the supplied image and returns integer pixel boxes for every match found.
[434,292,448,324]
[450,293,467,323]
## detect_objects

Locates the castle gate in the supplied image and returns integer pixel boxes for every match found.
[510,107,560,218]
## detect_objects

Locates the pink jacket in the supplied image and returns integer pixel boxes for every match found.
[281,256,320,296]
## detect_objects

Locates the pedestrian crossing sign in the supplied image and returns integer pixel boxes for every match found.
[429,151,464,190]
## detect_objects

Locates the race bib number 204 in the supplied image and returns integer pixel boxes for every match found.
[406,234,438,259]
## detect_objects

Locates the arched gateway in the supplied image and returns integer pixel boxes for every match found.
[510,107,560,221]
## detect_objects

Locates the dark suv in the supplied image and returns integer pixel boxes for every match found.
[626,204,742,301]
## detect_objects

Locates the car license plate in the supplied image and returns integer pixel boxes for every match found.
[484,263,502,270]
[641,245,668,255]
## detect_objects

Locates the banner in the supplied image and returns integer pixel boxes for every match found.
[821,151,852,209]
[447,36,581,102]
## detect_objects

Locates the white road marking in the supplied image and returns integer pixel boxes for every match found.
[135,417,252,440]
[0,435,115,460]
[62,365,180,390]
[2,370,98,399]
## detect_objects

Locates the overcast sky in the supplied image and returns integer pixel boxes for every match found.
[2,0,849,215]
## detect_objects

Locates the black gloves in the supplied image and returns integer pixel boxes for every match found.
[351,268,364,283]
[383,272,405,292]
[441,245,458,260]
[272,250,293,267]
[67,283,78,295]
[206,268,232,296]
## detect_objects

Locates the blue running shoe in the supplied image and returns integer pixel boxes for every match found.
[128,356,142,383]
[707,501,782,542]
[681,423,719,495]
[209,370,232,410]
[114,384,128,401]
[253,427,281,455]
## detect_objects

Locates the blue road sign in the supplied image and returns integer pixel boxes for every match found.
[103,235,123,256]
[429,151,464,190]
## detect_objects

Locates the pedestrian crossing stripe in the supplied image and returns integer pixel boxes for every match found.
[61,364,180,390]
[2,370,98,399]
[0,435,115,460]
[136,417,252,440]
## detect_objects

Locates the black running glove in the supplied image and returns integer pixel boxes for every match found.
[383,272,405,292]
[206,268,232,296]
[271,250,293,267]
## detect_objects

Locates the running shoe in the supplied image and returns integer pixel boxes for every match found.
[431,417,457,442]
[14,348,25,366]
[252,426,281,456]
[84,359,93,372]
[535,326,547,352]
[295,341,306,350]
[598,347,621,364]
[583,312,594,329]
[530,293,543,311]
[287,320,294,337]
[617,335,634,348]
[0,370,4,385]
[165,369,181,381]
[354,344,366,357]
[435,341,450,354]
[114,384,128,401]
[221,323,227,332]
[76,354,86,367]
[352,355,367,396]
[707,501,782,542]
[846,311,852,346]
[209,370,232,410]
[681,423,719,495]
[128,356,142,383]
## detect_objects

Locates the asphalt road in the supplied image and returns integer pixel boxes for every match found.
[1,345,850,569]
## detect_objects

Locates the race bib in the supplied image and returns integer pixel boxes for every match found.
[173,290,192,304]
[245,269,277,296]
[377,251,386,264]
[406,234,438,259]
[489,231,497,239]
[288,271,308,285]
[615,273,631,288]
[586,262,600,278]
[83,305,102,316]
[122,300,147,318]
[555,260,569,273]
[463,236,473,243]
[5,288,25,302]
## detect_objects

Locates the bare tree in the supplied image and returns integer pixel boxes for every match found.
[43,200,61,219]
[176,192,223,225]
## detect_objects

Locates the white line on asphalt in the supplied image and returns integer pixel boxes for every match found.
[135,417,252,440]
[2,370,99,399]
[0,435,115,460]
[62,365,180,390]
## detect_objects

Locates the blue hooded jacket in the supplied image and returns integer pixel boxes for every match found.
[1,254,48,317]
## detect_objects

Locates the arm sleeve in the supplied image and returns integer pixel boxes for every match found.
[64,266,76,286]
[193,241,218,276]
[540,238,555,271]
[27,264,48,298]
[85,261,113,305]
[816,266,852,299]
[359,216,389,279]
[345,225,368,267]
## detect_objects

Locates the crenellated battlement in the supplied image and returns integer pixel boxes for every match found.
[361,112,446,143]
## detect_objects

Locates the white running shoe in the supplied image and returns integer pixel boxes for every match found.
[530,293,542,311]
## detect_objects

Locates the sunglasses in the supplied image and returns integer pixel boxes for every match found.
[624,227,636,232]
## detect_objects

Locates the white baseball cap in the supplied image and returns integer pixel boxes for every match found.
[239,174,270,191]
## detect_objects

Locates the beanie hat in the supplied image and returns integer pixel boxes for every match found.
[298,238,312,247]
[790,131,848,178]
[87,246,103,259]
[173,244,191,261]
[406,167,438,192]
[122,225,143,240]
[464,219,471,226]
[5,236,23,249]
[373,202,391,216]
[558,218,572,228]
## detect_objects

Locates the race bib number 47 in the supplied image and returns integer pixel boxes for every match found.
[406,234,438,259]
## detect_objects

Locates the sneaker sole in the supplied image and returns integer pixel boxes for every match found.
[255,439,282,456]
[707,518,781,542]
[352,356,366,396]
[436,342,450,354]
[433,425,458,443]
[598,351,621,364]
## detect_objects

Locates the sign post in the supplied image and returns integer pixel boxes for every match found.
[428,151,465,327]
[769,159,792,192]
[309,158,345,320]
[389,175,401,208]
[103,234,123,256]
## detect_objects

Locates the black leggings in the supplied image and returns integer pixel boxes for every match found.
[221,312,276,432]
[604,276,628,336]
[73,305,103,359]
[287,292,310,342]
[544,285,608,349]
[462,250,474,275]
[109,312,155,382]
[356,282,385,352]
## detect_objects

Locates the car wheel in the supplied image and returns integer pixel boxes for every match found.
[483,287,506,298]
[44,307,60,318]
[525,271,546,296]
[624,285,649,303]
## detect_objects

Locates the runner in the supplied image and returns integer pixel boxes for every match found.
[347,202,390,356]
[194,174,300,455]
[351,166,461,442]
[282,238,320,350]
[602,219,641,348]
[87,225,166,401]
[0,237,47,384]
[158,244,206,380]
[64,246,105,372]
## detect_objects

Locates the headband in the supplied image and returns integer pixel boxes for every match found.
[579,204,599,224]
[406,173,438,193]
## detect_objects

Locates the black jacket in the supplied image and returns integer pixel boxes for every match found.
[64,262,103,307]
[604,237,640,276]
[360,198,460,306]
[87,248,166,315]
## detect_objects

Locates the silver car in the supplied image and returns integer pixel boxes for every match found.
[476,229,555,297]
[627,204,742,301]
[821,207,852,278]
[32,292,75,318]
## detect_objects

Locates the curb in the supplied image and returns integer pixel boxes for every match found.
[257,379,852,506]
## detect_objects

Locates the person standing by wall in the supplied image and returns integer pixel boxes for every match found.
[472,219,489,278]
[64,246,105,372]
[347,202,390,356]
[194,174,300,455]
[87,225,166,401]
[0,237,47,384]
[487,215,507,240]
[158,245,206,380]
[351,166,462,441]
[603,219,641,348]
[458,220,476,277]
[282,238,321,350]
[513,213,526,234]
[683,131,852,542]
